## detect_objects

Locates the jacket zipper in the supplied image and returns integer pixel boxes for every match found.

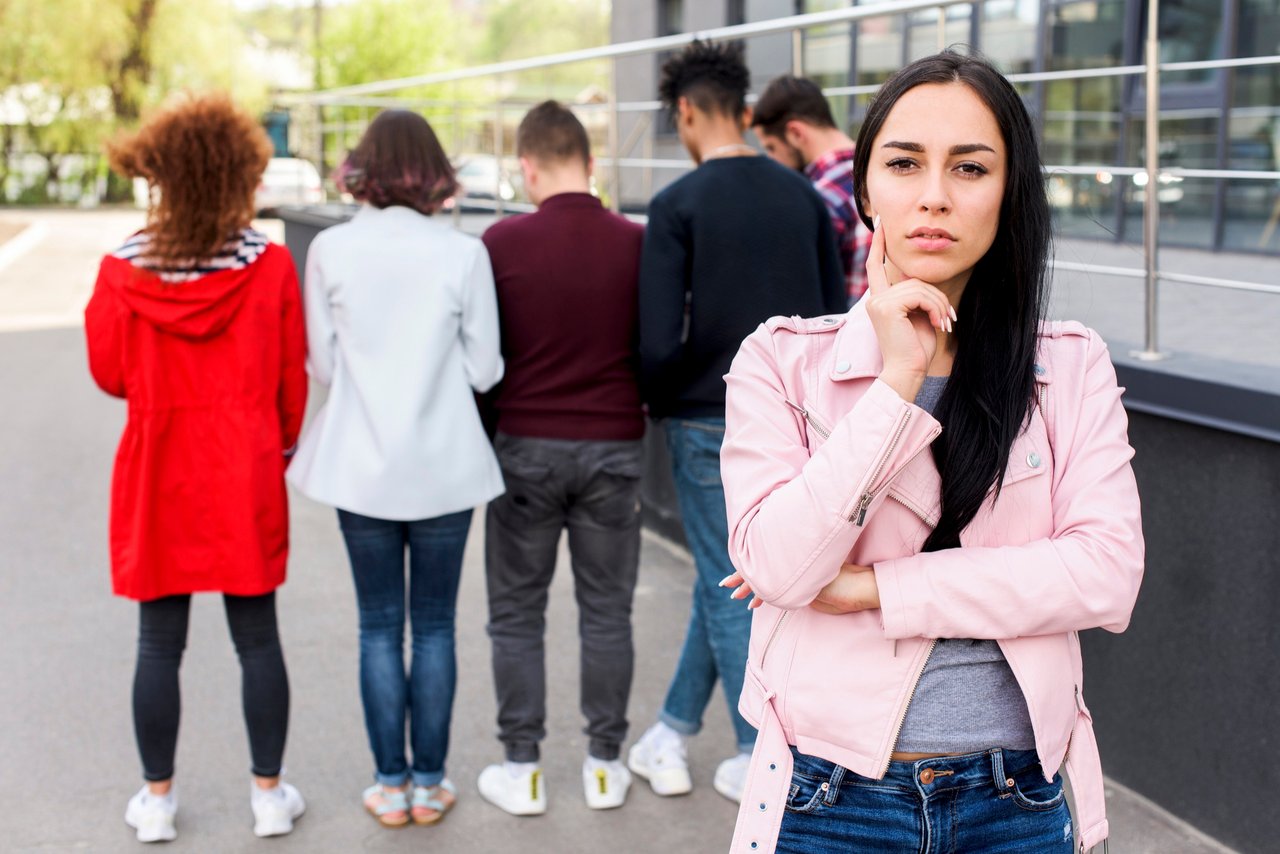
[853,412,939,526]
[1038,382,1047,417]
[888,490,937,528]
[879,638,938,776]
[783,398,832,441]
[760,610,791,666]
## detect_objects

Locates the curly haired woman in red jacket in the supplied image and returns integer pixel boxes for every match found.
[85,93,308,843]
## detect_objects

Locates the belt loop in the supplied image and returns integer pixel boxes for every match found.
[989,748,1008,792]
[824,764,846,806]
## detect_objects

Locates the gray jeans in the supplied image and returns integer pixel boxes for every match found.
[484,432,643,762]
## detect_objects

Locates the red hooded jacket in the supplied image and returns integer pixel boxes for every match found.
[85,242,307,601]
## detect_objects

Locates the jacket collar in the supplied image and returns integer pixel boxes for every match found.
[827,301,1054,385]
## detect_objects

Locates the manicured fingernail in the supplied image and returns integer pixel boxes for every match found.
[949,305,958,322]
[718,574,735,587]
[873,214,881,231]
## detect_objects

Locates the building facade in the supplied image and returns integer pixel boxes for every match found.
[612,0,1280,255]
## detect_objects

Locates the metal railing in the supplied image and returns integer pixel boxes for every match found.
[281,0,1280,360]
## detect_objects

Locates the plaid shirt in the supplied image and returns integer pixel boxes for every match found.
[805,148,872,303]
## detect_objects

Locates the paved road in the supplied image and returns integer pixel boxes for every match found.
[0,209,1236,852]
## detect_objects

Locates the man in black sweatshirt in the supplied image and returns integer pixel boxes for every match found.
[630,39,846,805]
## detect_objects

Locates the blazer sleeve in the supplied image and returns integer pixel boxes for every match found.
[637,193,690,408]
[722,325,943,610]
[460,242,504,393]
[874,331,1145,639]
[84,261,127,398]
[302,236,337,387]
[277,260,308,452]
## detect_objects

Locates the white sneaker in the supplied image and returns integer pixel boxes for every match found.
[713,752,751,803]
[583,757,631,810]
[251,781,306,837]
[124,785,177,843]
[627,722,692,796]
[478,762,547,816]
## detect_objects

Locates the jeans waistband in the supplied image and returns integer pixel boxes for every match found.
[790,746,1041,794]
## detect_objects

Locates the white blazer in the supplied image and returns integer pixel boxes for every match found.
[287,205,505,520]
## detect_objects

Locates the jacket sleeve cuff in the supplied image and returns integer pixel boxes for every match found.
[875,557,917,640]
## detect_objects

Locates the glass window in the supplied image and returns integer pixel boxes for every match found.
[1147,0,1225,85]
[1047,0,1126,71]
[906,5,973,63]
[980,0,1039,74]
[1224,56,1280,251]
[1121,116,1221,248]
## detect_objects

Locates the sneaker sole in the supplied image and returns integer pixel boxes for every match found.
[125,809,177,843]
[626,756,693,797]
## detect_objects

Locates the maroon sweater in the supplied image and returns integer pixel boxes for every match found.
[481,192,645,441]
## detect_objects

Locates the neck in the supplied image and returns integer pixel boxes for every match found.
[804,127,857,165]
[693,121,749,164]
[533,172,591,206]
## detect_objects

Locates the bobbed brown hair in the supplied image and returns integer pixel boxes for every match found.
[516,101,590,167]
[338,110,457,215]
[108,92,272,267]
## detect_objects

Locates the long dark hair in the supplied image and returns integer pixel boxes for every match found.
[339,110,457,215]
[852,50,1051,552]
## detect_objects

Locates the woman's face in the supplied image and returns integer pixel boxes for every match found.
[863,82,1006,293]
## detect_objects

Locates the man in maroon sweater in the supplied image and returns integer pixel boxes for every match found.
[476,101,645,817]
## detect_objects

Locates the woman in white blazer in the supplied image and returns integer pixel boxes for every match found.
[287,110,503,828]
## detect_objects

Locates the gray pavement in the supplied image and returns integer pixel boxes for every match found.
[0,209,1241,852]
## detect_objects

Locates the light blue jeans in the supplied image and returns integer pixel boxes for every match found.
[660,418,756,754]
[337,508,473,788]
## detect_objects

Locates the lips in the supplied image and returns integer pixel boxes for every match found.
[907,227,956,251]
[907,227,956,240]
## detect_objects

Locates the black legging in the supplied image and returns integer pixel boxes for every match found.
[133,592,290,781]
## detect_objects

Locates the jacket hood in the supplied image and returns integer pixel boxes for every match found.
[103,252,263,340]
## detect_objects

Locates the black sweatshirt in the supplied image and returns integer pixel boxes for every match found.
[638,155,846,418]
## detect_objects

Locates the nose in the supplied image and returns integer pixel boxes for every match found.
[917,172,952,214]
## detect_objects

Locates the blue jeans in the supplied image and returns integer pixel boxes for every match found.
[776,746,1075,853]
[337,508,473,788]
[660,418,756,753]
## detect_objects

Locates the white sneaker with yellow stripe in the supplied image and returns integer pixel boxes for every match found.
[478,762,547,816]
[583,756,631,810]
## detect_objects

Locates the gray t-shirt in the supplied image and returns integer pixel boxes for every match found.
[894,375,1036,753]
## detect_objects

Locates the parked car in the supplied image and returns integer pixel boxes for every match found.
[446,154,522,211]
[255,157,324,214]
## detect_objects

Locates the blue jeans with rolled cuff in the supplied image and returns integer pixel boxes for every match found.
[659,417,757,754]
[774,746,1075,853]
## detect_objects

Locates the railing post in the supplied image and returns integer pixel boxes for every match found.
[936,4,946,51]
[792,28,804,76]
[609,57,622,213]
[1135,0,1167,360]
[452,90,462,228]
[494,83,505,218]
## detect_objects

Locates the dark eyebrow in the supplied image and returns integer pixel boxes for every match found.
[880,141,997,156]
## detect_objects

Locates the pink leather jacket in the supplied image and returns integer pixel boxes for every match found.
[721,303,1143,854]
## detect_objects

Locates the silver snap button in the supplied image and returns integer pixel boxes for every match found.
[1027,452,1042,468]
[823,317,837,324]
[768,763,776,771]
[1033,363,1045,376]
[751,844,759,850]
[835,361,851,373]
[758,802,767,811]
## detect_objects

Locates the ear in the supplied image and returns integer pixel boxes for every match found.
[742,105,754,128]
[586,155,595,178]
[784,119,807,148]
[518,155,536,186]
[677,96,694,126]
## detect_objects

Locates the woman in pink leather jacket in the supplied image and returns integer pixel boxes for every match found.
[720,51,1143,854]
